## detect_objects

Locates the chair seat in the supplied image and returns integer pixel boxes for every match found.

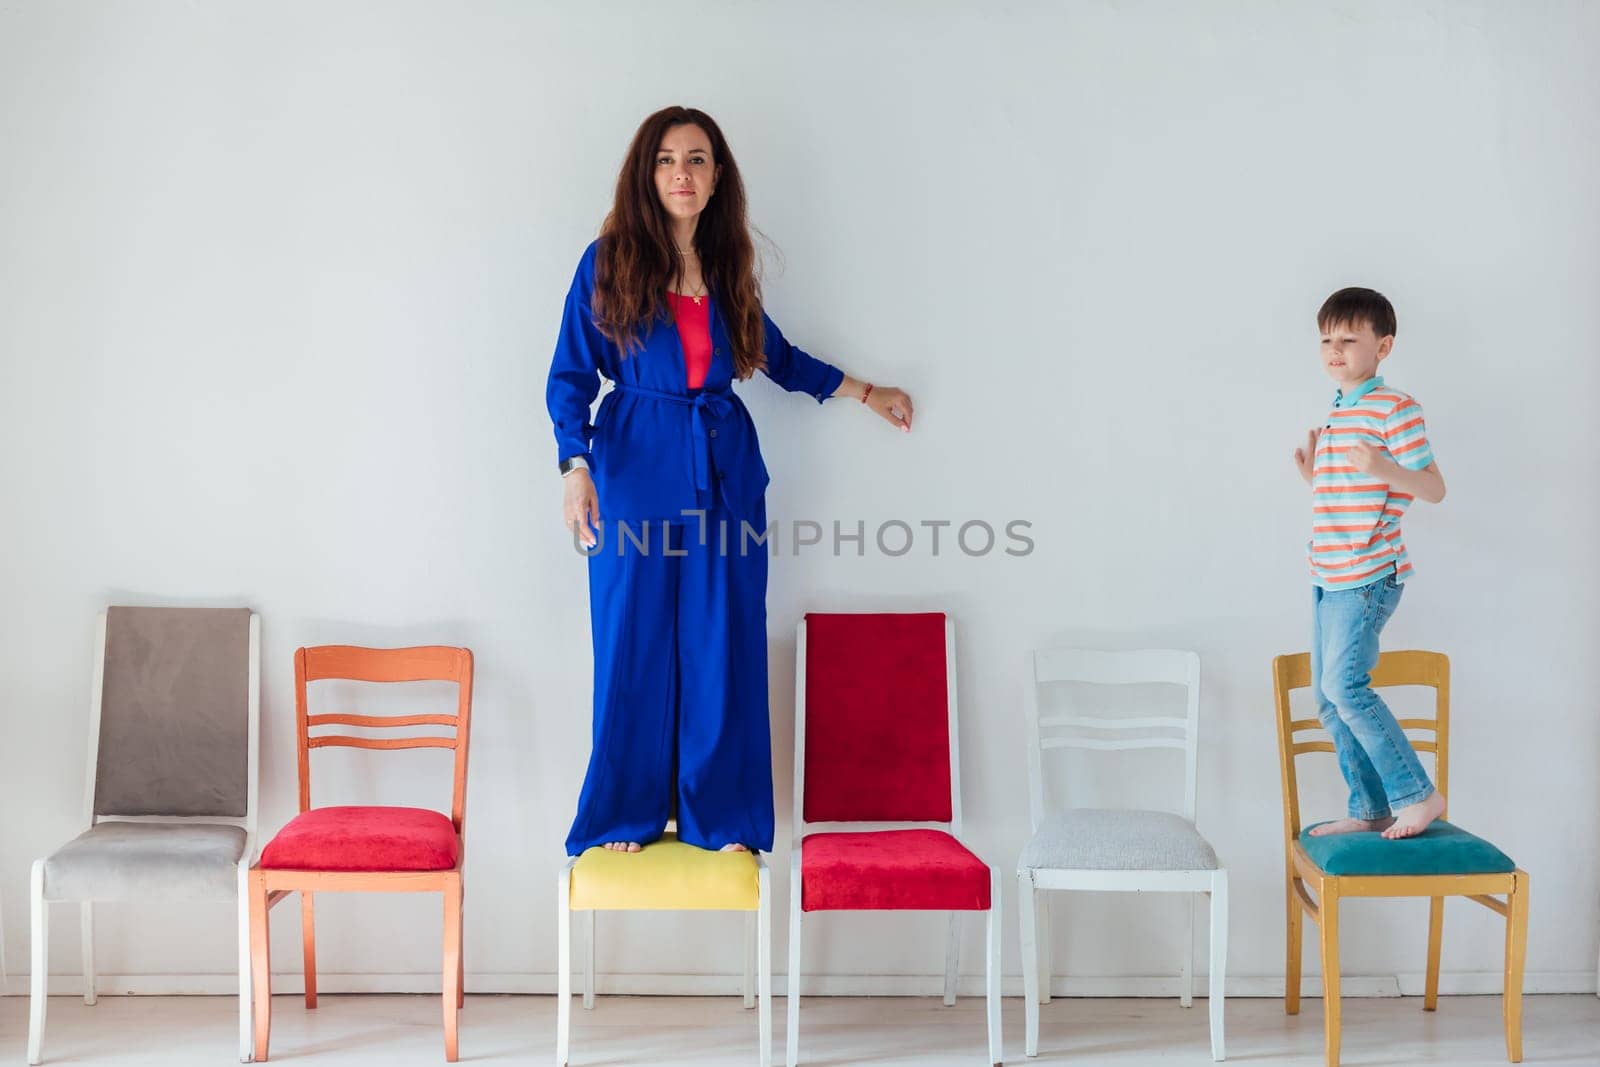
[43,822,247,902]
[569,832,759,910]
[1018,809,1219,872]
[260,805,459,872]
[801,829,991,912]
[1299,819,1515,876]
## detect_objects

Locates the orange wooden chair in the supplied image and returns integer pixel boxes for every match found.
[248,645,474,1062]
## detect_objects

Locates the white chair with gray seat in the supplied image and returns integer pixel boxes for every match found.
[1016,647,1228,1061]
[28,606,260,1064]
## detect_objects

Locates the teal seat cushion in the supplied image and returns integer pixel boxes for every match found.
[1300,820,1514,876]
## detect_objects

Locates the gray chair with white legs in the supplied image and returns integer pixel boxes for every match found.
[1016,648,1228,1061]
[28,607,260,1064]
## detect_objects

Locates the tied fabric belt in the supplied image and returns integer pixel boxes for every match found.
[610,382,733,494]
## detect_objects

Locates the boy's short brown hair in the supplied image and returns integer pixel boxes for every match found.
[1318,287,1397,339]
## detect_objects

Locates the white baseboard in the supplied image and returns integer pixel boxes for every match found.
[3,971,1594,998]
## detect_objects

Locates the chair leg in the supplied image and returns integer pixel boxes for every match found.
[300,892,317,1010]
[237,865,253,1063]
[786,866,802,1067]
[758,865,772,1067]
[457,883,466,1010]
[1285,871,1303,1016]
[1038,891,1053,1005]
[986,870,1002,1067]
[248,871,272,1063]
[943,912,961,1007]
[27,860,46,1066]
[80,902,95,1006]
[583,909,595,1011]
[1180,891,1194,1009]
[557,869,571,1067]
[443,873,462,1063]
[1209,871,1229,1062]
[743,911,756,1009]
[1017,871,1039,1058]
[1504,871,1529,1063]
[1318,879,1340,1067]
[1424,896,1444,1012]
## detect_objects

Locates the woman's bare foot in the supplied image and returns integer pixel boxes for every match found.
[602,841,642,853]
[720,843,749,853]
[1309,816,1395,836]
[1382,792,1446,840]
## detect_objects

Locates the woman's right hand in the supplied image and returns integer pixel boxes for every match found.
[563,469,600,548]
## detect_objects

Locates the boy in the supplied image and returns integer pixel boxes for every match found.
[1293,287,1448,840]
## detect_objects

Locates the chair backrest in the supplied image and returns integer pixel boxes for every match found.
[88,607,260,833]
[295,645,475,833]
[1272,649,1449,844]
[1022,648,1201,832]
[792,612,960,847]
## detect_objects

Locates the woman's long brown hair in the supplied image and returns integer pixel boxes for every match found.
[591,106,768,380]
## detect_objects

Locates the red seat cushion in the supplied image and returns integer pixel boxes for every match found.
[260,806,459,872]
[800,829,991,912]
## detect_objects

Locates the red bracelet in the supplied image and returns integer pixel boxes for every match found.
[861,383,874,404]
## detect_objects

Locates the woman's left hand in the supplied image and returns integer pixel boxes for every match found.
[866,385,913,432]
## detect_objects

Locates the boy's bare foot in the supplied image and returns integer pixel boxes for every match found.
[1382,792,1446,840]
[1309,816,1395,836]
[720,843,750,852]
[602,841,642,852]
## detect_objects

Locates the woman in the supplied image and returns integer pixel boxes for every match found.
[547,106,913,855]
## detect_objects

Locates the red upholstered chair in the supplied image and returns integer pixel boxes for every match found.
[248,645,473,1062]
[787,613,1001,1067]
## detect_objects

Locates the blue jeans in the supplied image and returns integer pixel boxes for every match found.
[1311,573,1436,820]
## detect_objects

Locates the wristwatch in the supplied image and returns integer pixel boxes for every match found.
[559,456,590,477]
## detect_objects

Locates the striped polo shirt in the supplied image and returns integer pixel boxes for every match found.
[1308,375,1435,589]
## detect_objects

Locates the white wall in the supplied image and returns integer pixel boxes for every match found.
[2,0,1597,997]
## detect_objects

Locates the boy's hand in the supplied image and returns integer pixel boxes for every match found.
[1348,442,1446,503]
[1294,427,1321,484]
[1345,440,1394,479]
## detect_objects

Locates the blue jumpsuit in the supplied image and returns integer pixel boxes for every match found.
[546,240,843,855]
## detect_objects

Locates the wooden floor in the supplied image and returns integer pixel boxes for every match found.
[3,992,1597,1065]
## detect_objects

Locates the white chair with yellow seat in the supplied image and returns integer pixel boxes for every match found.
[556,830,772,1066]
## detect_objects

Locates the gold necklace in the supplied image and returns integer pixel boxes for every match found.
[675,260,707,305]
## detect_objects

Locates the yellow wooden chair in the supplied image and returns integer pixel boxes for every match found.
[556,832,771,1066]
[1272,650,1529,1066]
